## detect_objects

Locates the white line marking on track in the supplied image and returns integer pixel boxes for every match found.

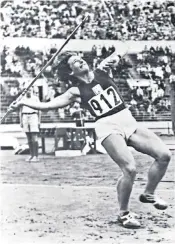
[0,183,174,192]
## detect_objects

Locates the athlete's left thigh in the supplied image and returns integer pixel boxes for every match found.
[128,126,171,160]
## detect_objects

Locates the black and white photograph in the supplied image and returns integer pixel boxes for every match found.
[0,0,175,243]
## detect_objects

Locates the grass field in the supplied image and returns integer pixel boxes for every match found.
[0,149,175,244]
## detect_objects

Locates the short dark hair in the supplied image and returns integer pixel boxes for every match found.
[53,51,77,81]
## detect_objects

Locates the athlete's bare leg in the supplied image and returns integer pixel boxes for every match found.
[102,134,137,213]
[128,126,171,195]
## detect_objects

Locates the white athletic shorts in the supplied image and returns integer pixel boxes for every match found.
[95,108,137,143]
[22,113,39,133]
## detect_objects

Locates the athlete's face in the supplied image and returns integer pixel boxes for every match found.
[68,55,89,76]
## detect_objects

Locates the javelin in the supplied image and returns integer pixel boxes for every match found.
[1,15,88,124]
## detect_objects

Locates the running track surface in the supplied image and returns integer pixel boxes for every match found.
[0,150,175,244]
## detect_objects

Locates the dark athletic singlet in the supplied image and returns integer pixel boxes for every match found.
[77,69,126,120]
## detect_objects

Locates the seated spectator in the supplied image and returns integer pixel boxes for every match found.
[130,97,137,106]
[156,99,170,113]
[147,104,156,118]
[136,86,144,100]
[154,65,164,80]
[157,87,165,98]
[10,86,18,97]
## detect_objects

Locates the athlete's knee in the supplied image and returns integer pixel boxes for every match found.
[123,164,137,179]
[157,149,171,165]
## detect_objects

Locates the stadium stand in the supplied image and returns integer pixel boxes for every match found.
[1,0,175,40]
[0,43,174,123]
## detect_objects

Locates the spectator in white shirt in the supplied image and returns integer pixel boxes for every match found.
[20,85,41,162]
[157,87,164,98]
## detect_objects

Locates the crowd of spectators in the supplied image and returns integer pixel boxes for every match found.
[128,83,172,120]
[1,43,174,121]
[1,43,132,80]
[1,0,175,40]
[127,45,175,119]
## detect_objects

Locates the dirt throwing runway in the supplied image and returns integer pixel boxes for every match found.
[0,151,175,244]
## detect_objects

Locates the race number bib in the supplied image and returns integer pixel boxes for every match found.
[88,86,122,116]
